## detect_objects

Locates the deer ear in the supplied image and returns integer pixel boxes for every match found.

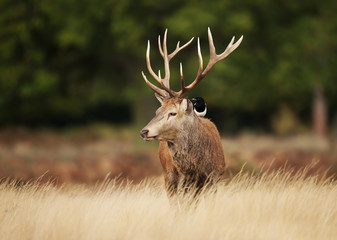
[181,99,193,113]
[155,93,164,105]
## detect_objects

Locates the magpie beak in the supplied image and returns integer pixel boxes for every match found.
[191,97,207,117]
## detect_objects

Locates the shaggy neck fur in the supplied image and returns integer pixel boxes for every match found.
[168,116,213,176]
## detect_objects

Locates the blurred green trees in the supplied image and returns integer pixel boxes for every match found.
[0,0,336,132]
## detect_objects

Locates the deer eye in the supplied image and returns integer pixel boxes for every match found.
[168,112,177,117]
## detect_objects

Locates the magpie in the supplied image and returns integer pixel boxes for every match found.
[191,97,207,117]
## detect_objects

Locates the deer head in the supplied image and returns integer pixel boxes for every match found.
[140,28,243,141]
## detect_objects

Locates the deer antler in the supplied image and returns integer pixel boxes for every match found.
[141,29,194,98]
[178,28,243,97]
[141,28,243,98]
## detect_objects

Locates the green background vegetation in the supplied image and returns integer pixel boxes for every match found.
[1,0,336,134]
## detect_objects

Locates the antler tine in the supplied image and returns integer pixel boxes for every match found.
[158,35,164,57]
[144,38,176,97]
[204,27,243,73]
[197,37,204,76]
[178,37,204,96]
[162,29,170,89]
[217,35,243,61]
[177,28,243,97]
[159,38,194,61]
[146,40,162,86]
[168,37,194,60]
[141,71,169,97]
[179,62,185,91]
[158,30,194,90]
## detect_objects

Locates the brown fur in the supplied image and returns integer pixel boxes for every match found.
[141,98,225,195]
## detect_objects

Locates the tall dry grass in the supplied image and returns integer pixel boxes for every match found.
[1,170,337,240]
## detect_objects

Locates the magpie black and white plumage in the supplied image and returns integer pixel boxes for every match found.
[191,97,207,117]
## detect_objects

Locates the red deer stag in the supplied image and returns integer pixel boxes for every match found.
[140,28,243,195]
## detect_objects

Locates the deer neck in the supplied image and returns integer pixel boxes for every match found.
[167,117,205,170]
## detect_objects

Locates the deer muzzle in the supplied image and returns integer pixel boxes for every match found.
[140,129,149,138]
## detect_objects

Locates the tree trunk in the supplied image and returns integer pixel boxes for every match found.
[312,85,328,138]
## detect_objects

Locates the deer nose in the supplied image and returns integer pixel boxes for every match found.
[140,129,149,138]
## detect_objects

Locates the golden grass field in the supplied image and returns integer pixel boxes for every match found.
[1,127,337,239]
[1,169,337,240]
